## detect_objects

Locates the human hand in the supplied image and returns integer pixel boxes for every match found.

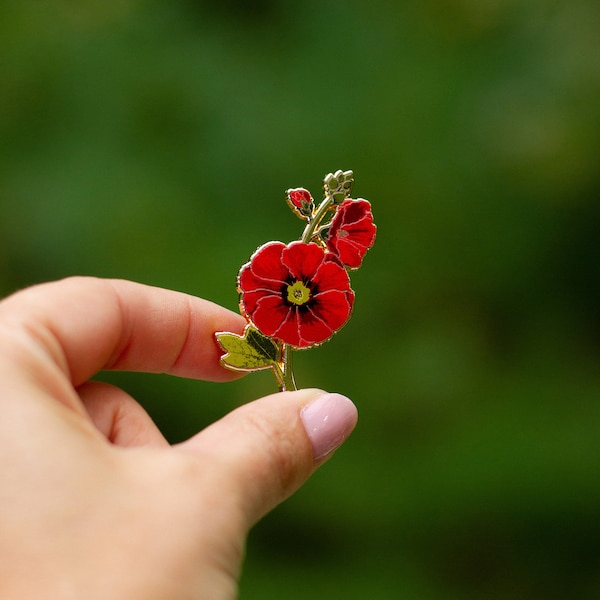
[0,277,357,599]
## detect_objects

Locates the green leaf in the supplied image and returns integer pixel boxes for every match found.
[216,325,281,372]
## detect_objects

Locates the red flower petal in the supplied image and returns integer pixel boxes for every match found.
[238,252,284,316]
[239,266,281,295]
[240,288,273,316]
[341,213,377,246]
[296,308,334,346]
[327,198,376,269]
[311,289,354,331]
[332,238,363,269]
[252,294,291,338]
[272,310,302,347]
[312,259,352,293]
[248,241,288,282]
[282,241,324,281]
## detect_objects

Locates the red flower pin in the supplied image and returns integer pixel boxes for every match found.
[217,170,375,391]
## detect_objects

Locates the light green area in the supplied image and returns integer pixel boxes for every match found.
[218,326,281,371]
[1,1,600,598]
[286,280,311,305]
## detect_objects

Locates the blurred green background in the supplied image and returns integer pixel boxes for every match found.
[2,0,600,597]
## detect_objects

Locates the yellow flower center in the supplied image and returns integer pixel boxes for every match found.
[286,280,311,306]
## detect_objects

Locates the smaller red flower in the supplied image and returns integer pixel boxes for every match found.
[326,198,376,269]
[286,188,314,218]
[238,241,354,348]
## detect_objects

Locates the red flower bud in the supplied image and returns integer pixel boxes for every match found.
[286,188,314,218]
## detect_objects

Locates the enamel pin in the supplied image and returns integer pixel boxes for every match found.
[216,169,376,391]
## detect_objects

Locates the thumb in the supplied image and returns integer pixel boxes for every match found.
[178,389,358,526]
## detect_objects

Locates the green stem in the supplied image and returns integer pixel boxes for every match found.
[277,196,335,391]
[272,361,286,391]
[280,344,297,391]
[301,196,334,243]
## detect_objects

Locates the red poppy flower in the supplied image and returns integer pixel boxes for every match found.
[238,241,355,348]
[326,198,376,269]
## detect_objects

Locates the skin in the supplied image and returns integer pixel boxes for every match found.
[0,277,356,599]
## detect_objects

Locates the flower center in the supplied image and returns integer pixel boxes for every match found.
[286,280,311,306]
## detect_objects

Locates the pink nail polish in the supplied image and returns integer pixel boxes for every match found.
[300,393,358,461]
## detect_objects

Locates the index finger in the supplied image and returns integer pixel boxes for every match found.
[0,277,246,386]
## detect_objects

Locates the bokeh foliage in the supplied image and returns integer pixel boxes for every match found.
[1,0,600,598]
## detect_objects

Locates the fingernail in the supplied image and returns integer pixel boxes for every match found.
[300,393,358,461]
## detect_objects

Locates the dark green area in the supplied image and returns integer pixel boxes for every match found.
[247,327,280,364]
[2,0,600,597]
